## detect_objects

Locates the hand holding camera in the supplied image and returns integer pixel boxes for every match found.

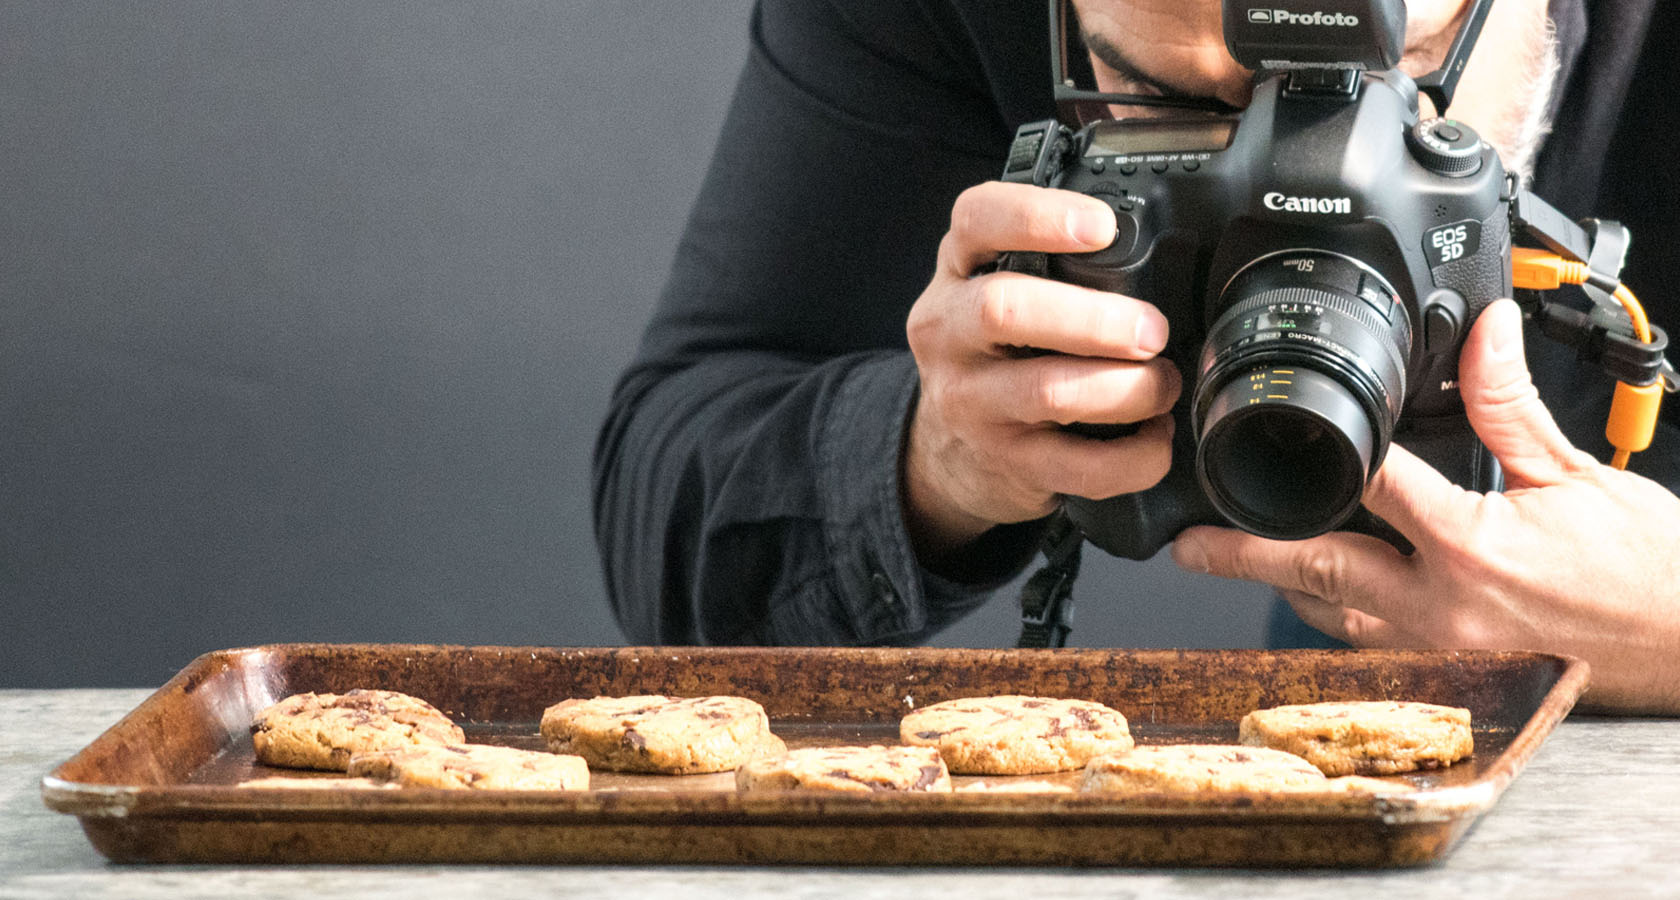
[1175,298,1680,713]
[902,181,1181,563]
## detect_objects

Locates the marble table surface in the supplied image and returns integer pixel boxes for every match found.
[3,688,1677,899]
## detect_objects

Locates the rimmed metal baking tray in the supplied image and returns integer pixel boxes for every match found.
[42,644,1587,866]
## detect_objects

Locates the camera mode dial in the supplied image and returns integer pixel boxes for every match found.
[1407,118,1483,177]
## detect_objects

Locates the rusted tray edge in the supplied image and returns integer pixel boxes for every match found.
[1458,651,1590,797]
[42,645,1587,830]
[39,777,1488,825]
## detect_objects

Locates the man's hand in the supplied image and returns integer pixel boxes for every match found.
[904,182,1181,561]
[1172,298,1680,713]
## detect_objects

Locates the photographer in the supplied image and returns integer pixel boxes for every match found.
[595,0,1680,711]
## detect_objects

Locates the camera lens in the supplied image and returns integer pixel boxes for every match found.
[1193,252,1411,539]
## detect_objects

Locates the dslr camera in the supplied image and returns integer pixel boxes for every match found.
[1002,0,1512,558]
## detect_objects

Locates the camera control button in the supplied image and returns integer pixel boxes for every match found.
[1424,305,1459,353]
[1118,162,1138,176]
[1150,161,1170,174]
[1408,118,1482,177]
[1181,159,1201,172]
[1421,289,1467,354]
[1110,212,1140,259]
[1079,194,1139,263]
[1356,275,1396,321]
[1089,159,1106,174]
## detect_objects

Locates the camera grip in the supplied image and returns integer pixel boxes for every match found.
[1063,403,1217,559]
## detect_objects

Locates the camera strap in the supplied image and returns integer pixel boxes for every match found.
[1016,511,1084,648]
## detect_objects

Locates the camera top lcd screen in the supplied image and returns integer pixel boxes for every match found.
[1083,119,1238,157]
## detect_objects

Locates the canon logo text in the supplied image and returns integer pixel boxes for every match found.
[1263,191,1353,214]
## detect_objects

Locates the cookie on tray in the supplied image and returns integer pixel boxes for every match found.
[540,694,785,774]
[251,689,465,771]
[1080,744,1328,793]
[1322,775,1414,795]
[1237,700,1473,776]
[347,744,590,790]
[956,779,1074,793]
[736,745,952,793]
[900,695,1133,774]
[235,776,391,790]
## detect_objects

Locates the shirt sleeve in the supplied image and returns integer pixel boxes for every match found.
[592,0,1046,645]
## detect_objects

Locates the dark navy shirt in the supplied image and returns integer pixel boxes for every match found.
[595,0,1678,645]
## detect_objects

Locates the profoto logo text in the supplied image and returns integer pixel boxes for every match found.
[1263,192,1353,214]
[1246,8,1361,26]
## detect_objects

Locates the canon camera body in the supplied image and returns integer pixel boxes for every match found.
[1001,0,1511,558]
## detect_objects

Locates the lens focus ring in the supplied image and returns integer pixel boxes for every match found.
[1191,252,1413,539]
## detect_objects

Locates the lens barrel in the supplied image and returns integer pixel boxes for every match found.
[1194,252,1411,539]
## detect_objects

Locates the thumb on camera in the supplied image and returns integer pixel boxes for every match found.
[1458,298,1588,487]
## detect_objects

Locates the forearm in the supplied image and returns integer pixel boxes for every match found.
[594,350,1017,645]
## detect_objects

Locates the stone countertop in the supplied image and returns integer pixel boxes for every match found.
[3,688,1677,898]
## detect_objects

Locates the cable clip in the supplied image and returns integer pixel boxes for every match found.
[1017,513,1083,649]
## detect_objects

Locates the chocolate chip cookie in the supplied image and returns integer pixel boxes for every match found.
[899,695,1134,774]
[347,744,590,790]
[1080,744,1329,793]
[1238,700,1473,776]
[540,694,785,774]
[251,690,465,771]
[736,745,952,793]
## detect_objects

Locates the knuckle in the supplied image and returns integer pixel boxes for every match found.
[1086,296,1136,350]
[1021,199,1065,244]
[1149,361,1184,412]
[1084,421,1173,498]
[1006,477,1060,521]
[934,231,963,277]
[1132,425,1175,486]
[1441,615,1489,649]
[976,277,1022,340]
[1299,551,1344,600]
[906,287,957,356]
[1561,446,1604,477]
[922,374,965,421]
[1340,610,1375,644]
[1445,505,1502,568]
[1032,365,1078,419]
[905,303,934,352]
[1222,543,1261,582]
[1472,367,1542,419]
[1135,429,1176,480]
[949,186,987,238]
[1060,461,1103,500]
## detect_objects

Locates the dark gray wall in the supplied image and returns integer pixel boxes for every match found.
[1,1,1274,687]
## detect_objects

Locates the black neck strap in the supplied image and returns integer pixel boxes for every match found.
[1017,511,1084,648]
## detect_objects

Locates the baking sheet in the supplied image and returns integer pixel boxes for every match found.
[42,644,1587,866]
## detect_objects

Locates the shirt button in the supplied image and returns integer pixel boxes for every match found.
[870,572,898,606]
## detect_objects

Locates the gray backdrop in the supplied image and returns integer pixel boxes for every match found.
[1,0,1275,687]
